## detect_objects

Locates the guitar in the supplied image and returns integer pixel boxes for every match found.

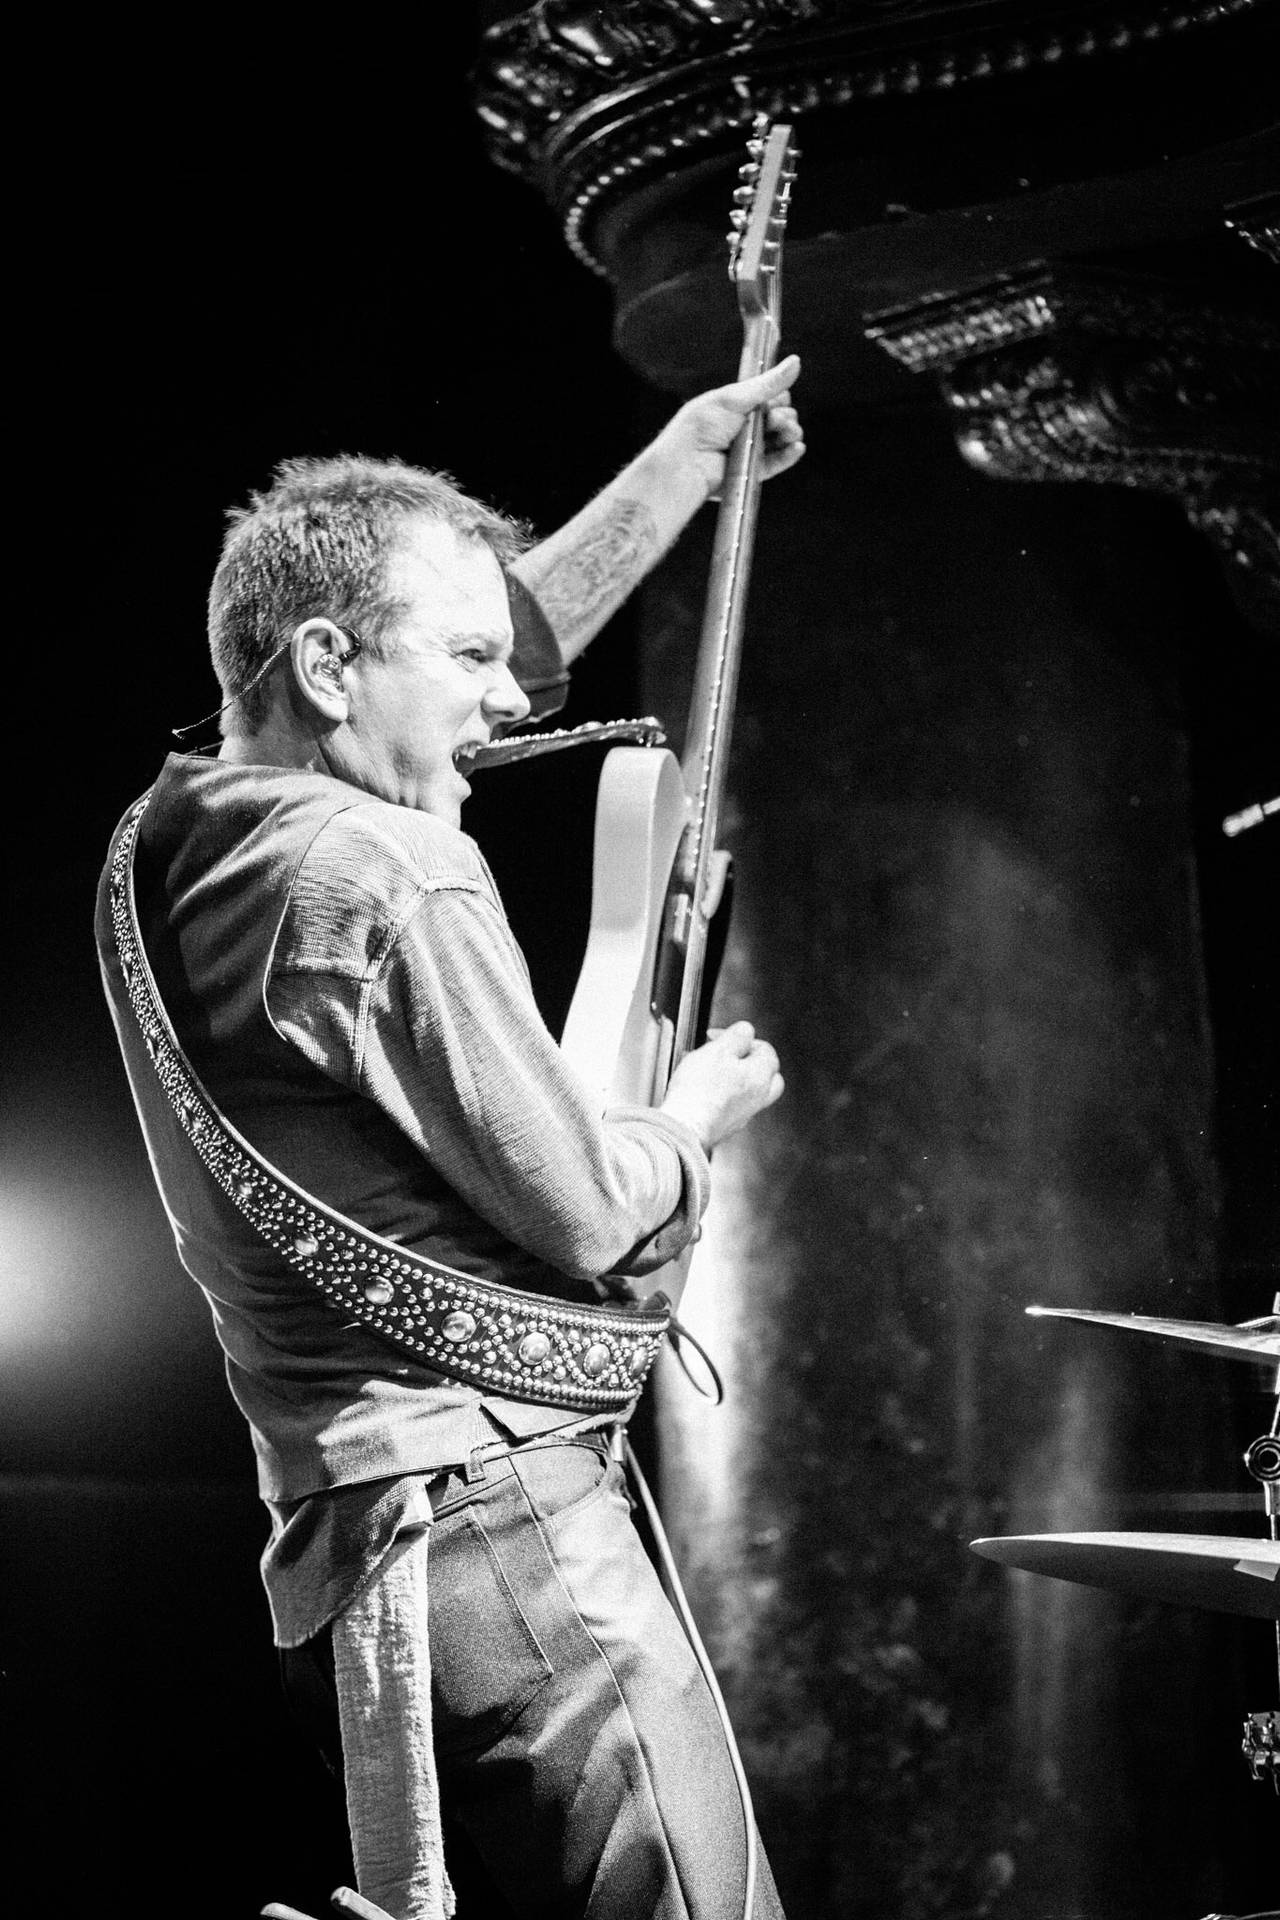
[560,117,799,1309]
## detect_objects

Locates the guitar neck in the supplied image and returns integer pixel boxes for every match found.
[666,309,780,1064]
[678,308,779,879]
[657,115,796,1074]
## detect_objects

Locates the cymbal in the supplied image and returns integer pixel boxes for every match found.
[1026,1305,1280,1367]
[971,1531,1280,1619]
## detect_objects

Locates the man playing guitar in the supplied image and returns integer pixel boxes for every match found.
[97,341,803,1919]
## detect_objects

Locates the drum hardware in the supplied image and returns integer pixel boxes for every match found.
[970,1531,1280,1618]
[1241,1413,1280,1795]
[1240,1709,1278,1787]
[974,1292,1280,1794]
[1024,1304,1280,1376]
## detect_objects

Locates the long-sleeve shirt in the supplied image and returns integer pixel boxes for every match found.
[96,751,709,1641]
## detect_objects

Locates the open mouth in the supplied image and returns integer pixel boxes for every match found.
[451,743,481,776]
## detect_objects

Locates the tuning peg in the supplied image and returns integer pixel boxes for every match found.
[738,161,759,179]
[747,138,765,158]
[728,209,749,230]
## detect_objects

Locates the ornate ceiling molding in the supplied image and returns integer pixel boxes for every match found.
[864,260,1280,630]
[475,0,1265,274]
[1225,188,1280,262]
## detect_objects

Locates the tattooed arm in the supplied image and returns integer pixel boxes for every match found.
[510,354,804,666]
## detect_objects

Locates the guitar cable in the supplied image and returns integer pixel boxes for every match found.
[617,1427,760,1920]
[665,1312,727,1404]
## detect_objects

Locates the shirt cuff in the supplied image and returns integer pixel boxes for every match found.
[604,1104,711,1276]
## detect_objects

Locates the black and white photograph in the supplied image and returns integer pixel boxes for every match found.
[4,7,1278,1918]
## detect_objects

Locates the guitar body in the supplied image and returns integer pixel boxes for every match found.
[560,746,689,1112]
[563,749,743,1311]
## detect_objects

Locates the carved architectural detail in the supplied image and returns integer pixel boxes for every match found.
[475,0,1261,273]
[1225,189,1280,265]
[1185,488,1280,635]
[865,261,1280,631]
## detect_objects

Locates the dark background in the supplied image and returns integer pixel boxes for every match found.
[5,20,652,1914]
[4,14,1277,1918]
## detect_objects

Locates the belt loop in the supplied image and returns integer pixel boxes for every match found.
[465,1410,496,1484]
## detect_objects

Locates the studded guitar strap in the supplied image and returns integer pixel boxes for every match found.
[108,788,670,1416]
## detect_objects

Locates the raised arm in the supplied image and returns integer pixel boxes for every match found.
[510,354,804,666]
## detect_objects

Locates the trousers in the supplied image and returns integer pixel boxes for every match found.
[282,1433,785,1920]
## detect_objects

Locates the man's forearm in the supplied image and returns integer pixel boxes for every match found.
[510,356,802,667]
[509,441,708,666]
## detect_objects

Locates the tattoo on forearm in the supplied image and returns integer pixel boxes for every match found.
[527,500,659,639]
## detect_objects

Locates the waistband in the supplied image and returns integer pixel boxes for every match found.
[427,1429,615,1519]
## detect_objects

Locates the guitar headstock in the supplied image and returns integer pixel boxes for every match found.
[728,115,799,321]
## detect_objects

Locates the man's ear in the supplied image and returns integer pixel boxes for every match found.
[290,618,354,721]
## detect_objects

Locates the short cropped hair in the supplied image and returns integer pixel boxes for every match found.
[208,454,530,734]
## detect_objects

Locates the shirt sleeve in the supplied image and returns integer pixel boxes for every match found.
[269,846,709,1283]
[505,570,569,722]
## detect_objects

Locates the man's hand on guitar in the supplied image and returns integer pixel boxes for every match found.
[660,1020,784,1151]
[654,353,805,506]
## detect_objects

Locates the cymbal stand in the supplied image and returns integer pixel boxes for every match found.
[1240,1299,1280,1792]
